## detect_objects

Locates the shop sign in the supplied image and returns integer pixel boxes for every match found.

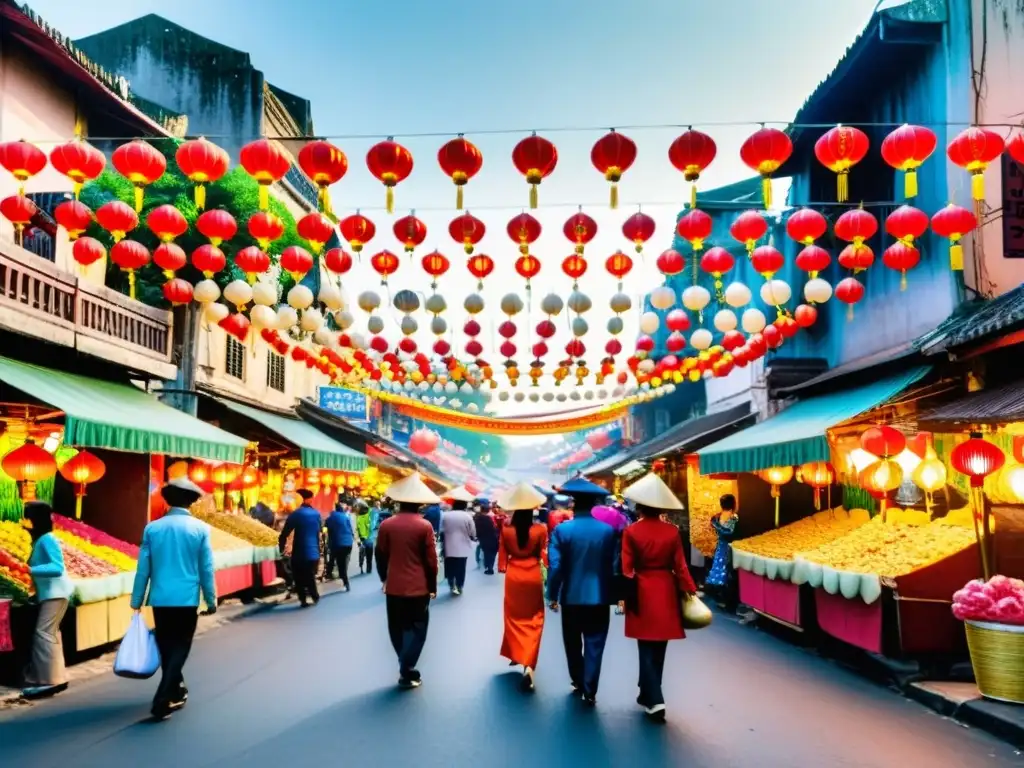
[1003,155,1024,260]
[318,387,369,422]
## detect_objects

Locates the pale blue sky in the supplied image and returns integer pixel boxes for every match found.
[25,0,879,420]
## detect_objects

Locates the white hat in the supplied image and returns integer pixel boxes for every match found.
[497,482,548,512]
[443,485,476,503]
[385,472,441,504]
[622,473,683,511]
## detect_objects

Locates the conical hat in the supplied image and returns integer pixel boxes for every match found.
[622,473,683,511]
[385,472,441,504]
[497,482,548,512]
[443,485,476,503]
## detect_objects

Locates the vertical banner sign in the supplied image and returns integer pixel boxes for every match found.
[1003,155,1024,259]
[318,387,370,423]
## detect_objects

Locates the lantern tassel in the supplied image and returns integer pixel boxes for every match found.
[319,187,335,217]
[905,169,918,199]
[772,487,781,527]
[900,271,908,291]
[133,185,144,213]
[195,183,206,210]
[73,180,83,200]
[846,303,854,322]
[75,492,83,520]
[689,183,697,211]
[456,185,464,211]
[258,184,269,211]
[761,176,773,209]
[529,183,538,210]
[972,170,985,201]
[814,487,821,511]
[950,242,964,271]
[386,186,395,214]
[127,269,136,300]
[837,171,849,203]
[610,183,618,210]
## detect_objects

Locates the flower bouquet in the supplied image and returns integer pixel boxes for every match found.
[952,575,1024,703]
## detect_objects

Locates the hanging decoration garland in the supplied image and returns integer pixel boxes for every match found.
[499,293,524,386]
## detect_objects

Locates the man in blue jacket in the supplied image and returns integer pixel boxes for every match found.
[130,478,216,721]
[279,489,323,607]
[546,476,617,706]
[325,502,355,591]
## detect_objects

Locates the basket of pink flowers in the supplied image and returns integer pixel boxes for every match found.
[952,575,1024,704]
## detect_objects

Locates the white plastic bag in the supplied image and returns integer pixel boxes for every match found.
[113,612,161,679]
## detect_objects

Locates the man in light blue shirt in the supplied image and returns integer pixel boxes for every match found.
[131,478,216,721]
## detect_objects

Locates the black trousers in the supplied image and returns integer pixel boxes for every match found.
[359,544,375,573]
[560,605,610,697]
[151,607,198,712]
[326,545,353,587]
[481,546,497,573]
[385,595,430,680]
[292,557,320,604]
[637,640,668,708]
[444,557,467,589]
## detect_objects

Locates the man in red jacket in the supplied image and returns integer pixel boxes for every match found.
[376,473,440,689]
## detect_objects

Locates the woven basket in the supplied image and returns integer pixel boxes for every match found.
[965,620,1024,704]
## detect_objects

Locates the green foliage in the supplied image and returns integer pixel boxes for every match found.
[79,138,307,307]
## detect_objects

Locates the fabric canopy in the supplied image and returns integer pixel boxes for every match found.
[697,367,931,474]
[217,398,366,472]
[0,356,248,462]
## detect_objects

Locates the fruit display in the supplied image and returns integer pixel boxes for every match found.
[53,529,136,572]
[59,542,120,579]
[954,575,1024,625]
[53,515,140,559]
[0,520,31,562]
[0,547,32,600]
[687,462,738,557]
[192,509,278,547]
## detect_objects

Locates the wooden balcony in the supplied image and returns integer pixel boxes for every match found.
[0,238,175,379]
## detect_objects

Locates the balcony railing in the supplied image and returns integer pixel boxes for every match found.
[0,238,175,379]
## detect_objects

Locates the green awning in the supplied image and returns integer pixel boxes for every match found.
[0,356,248,462]
[697,367,931,474]
[217,398,367,472]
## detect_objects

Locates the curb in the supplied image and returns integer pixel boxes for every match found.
[905,682,1024,750]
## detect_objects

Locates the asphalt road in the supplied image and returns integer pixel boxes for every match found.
[1,567,1019,768]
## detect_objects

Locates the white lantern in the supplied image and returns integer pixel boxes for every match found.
[288,284,314,310]
[349,331,367,350]
[445,381,458,395]
[514,391,525,402]
[430,316,447,335]
[650,286,676,310]
[313,327,334,346]
[500,293,524,316]
[690,328,713,350]
[540,293,564,316]
[425,294,447,314]
[358,290,381,313]
[300,308,324,333]
[713,309,738,332]
[638,359,656,374]
[223,279,253,310]
[597,389,608,399]
[609,292,632,314]
[572,317,589,337]
[760,279,792,307]
[252,281,277,306]
[741,308,767,334]
[804,277,833,304]
[193,279,220,304]
[724,282,752,308]
[319,284,344,311]
[568,291,592,314]
[467,403,480,413]
[570,390,582,401]
[464,293,484,314]
[400,316,418,336]
[528,392,540,403]
[584,390,594,400]
[682,285,711,313]
[556,393,567,402]
[276,305,299,330]
[460,382,474,396]
[607,316,624,335]
[367,315,385,334]
[612,386,624,397]
[542,392,554,402]
[334,310,354,330]
[639,312,660,335]
[204,303,228,324]
[250,304,277,330]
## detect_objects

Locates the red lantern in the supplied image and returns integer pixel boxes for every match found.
[1009,132,1024,168]
[591,130,637,209]
[515,254,541,287]
[605,339,622,355]
[49,139,105,199]
[761,323,782,350]
[786,208,827,245]
[246,211,283,249]
[2,441,55,500]
[175,137,229,209]
[393,214,427,255]
[54,200,92,240]
[622,211,655,253]
[219,312,251,343]
[297,140,348,215]
[297,212,334,254]
[162,277,194,307]
[110,240,150,299]
[951,436,1004,488]
[930,203,977,271]
[656,248,685,276]
[512,134,558,208]
[280,245,313,281]
[467,254,494,290]
[409,429,439,456]
[564,212,598,255]
[561,254,588,284]
[885,204,929,245]
[535,320,555,338]
[740,127,793,208]
[814,126,869,201]
[729,210,768,254]
[239,138,291,210]
[880,124,937,198]
[666,309,689,332]
[507,212,542,255]
[565,339,585,358]
[834,207,877,275]
[153,243,186,279]
[668,130,717,209]
[795,245,830,278]
[449,212,486,254]
[236,246,271,283]
[465,339,483,358]
[422,250,450,288]
[498,320,517,339]
[700,247,734,279]
[0,195,35,243]
[58,449,106,518]
[72,237,105,267]
[882,242,920,291]
[111,140,166,212]
[96,201,138,242]
[370,250,400,283]
[366,139,413,213]
[860,425,906,458]
[751,245,784,278]
[605,250,633,288]
[947,127,1004,202]
[438,136,482,210]
[500,341,517,359]
[146,204,188,243]
[793,304,818,328]
[837,243,873,273]
[0,140,46,195]
[196,209,237,247]
[339,213,375,253]
[675,208,712,253]
[835,276,865,319]
[192,244,226,278]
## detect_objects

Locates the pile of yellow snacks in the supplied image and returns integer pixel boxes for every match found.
[207,526,254,552]
[192,509,278,547]
[733,508,869,561]
[687,464,737,557]
[0,520,31,561]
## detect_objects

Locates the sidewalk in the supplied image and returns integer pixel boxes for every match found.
[0,579,351,710]
[907,680,1024,750]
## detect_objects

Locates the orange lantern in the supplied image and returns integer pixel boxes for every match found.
[859,459,903,522]
[239,138,291,210]
[814,125,870,202]
[668,129,717,209]
[563,212,597,255]
[366,138,413,214]
[0,140,47,196]
[58,450,106,519]
[740,127,792,208]
[605,250,633,291]
[370,250,400,284]
[2,441,56,501]
[512,133,557,209]
[561,254,588,287]
[112,140,167,212]
[514,254,541,288]
[421,249,450,289]
[449,212,486,255]
[798,461,834,510]
[49,139,105,199]
[189,461,210,485]
[438,136,483,210]
[339,213,376,253]
[467,253,494,289]
[175,137,230,209]
[298,139,348,215]
[320,471,335,489]
[947,127,1004,204]
[394,214,427,256]
[591,130,637,209]
[880,124,937,199]
[756,465,794,526]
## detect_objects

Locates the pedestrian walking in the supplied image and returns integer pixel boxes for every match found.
[376,473,440,689]
[546,476,617,706]
[621,473,698,723]
[440,486,476,595]
[355,501,379,574]
[547,494,573,536]
[706,493,739,611]
[496,483,549,692]
[474,502,499,574]
[278,488,323,607]
[21,502,73,700]
[130,478,216,720]
[325,502,355,590]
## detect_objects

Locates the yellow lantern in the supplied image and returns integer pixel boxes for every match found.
[859,459,903,521]
[1000,463,1024,503]
[320,471,335,489]
[756,465,794,526]
[911,457,946,514]
[798,461,834,510]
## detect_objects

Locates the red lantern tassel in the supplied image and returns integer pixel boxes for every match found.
[126,269,136,300]
[972,170,985,201]
[690,183,697,211]
[75,490,84,520]
[905,168,918,199]
[529,183,538,210]
[761,176,773,209]
[610,183,618,210]
[950,241,964,271]
[133,185,144,213]
[837,171,849,203]
[846,304,854,322]
[258,184,270,211]
[456,185,464,211]
[386,186,395,214]
[900,271,908,291]
[195,183,206,210]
